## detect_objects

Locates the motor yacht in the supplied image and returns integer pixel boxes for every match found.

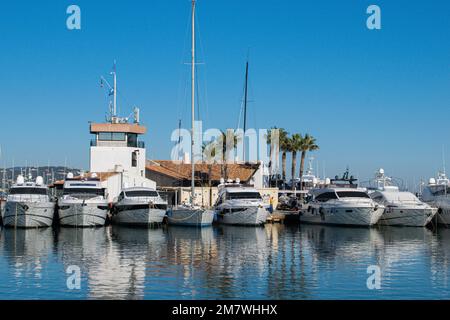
[3,175,55,228]
[369,169,437,227]
[58,173,108,227]
[112,186,167,226]
[214,179,270,226]
[421,171,450,226]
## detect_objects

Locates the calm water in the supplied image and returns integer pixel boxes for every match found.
[0,223,449,300]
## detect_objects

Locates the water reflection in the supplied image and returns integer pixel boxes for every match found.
[0,224,449,299]
[1,227,54,278]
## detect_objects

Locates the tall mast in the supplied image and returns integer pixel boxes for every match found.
[190,0,196,202]
[243,61,249,163]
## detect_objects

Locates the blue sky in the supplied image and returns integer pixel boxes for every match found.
[0,0,449,187]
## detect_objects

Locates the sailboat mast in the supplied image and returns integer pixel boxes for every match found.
[243,61,249,163]
[191,0,196,202]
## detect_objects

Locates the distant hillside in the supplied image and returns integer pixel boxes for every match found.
[0,166,82,189]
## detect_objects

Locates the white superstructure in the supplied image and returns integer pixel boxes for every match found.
[112,187,167,226]
[58,173,109,227]
[369,169,437,227]
[3,175,55,228]
[214,179,270,226]
[421,171,450,225]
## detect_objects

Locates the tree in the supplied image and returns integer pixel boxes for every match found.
[298,134,319,190]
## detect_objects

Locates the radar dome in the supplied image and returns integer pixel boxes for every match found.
[379,168,384,175]
[67,172,74,179]
[91,172,98,179]
[235,178,240,184]
[219,178,225,184]
[16,175,25,185]
[35,176,44,186]
[429,178,436,185]
[325,178,331,185]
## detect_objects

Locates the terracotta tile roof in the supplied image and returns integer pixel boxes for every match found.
[146,160,260,182]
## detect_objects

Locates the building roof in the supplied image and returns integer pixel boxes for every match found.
[146,160,260,182]
[90,123,147,134]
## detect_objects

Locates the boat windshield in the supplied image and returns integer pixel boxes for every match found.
[226,192,262,200]
[63,188,104,196]
[336,191,370,199]
[125,190,158,197]
[10,188,47,195]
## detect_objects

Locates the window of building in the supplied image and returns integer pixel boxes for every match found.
[98,132,126,141]
[132,151,138,167]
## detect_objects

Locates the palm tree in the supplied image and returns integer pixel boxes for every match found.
[280,130,290,183]
[203,130,240,181]
[288,133,302,190]
[298,134,319,190]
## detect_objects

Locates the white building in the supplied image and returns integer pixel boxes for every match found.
[89,121,156,202]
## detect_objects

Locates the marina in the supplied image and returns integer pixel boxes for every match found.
[0,0,449,303]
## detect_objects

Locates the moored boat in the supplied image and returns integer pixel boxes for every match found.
[112,187,167,226]
[214,179,270,226]
[58,173,108,227]
[3,175,55,228]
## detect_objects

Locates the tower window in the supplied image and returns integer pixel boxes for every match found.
[132,151,138,167]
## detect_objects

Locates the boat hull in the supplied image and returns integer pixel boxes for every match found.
[300,206,383,227]
[436,206,450,226]
[378,207,437,227]
[112,206,166,226]
[167,208,214,226]
[3,201,55,228]
[58,203,108,227]
[216,207,269,226]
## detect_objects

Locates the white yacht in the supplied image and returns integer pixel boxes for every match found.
[214,179,270,226]
[421,171,450,226]
[112,187,167,226]
[3,175,55,228]
[300,187,383,226]
[58,173,108,227]
[369,169,437,227]
[300,170,383,226]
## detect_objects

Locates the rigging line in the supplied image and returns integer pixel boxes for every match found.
[176,6,193,126]
[194,6,210,128]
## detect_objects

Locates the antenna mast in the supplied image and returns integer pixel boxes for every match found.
[112,61,117,119]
